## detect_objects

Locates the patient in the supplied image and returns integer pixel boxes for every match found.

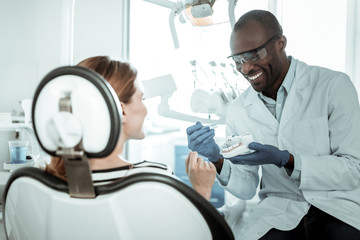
[45,56,216,200]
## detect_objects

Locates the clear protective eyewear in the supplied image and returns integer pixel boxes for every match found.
[228,35,280,66]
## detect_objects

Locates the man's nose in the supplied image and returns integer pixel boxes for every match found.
[240,61,254,74]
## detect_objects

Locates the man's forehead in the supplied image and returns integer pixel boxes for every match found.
[231,21,268,53]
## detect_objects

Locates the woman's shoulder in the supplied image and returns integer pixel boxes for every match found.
[92,161,174,185]
[130,160,174,176]
[133,160,169,170]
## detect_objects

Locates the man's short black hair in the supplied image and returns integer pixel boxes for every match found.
[234,10,283,37]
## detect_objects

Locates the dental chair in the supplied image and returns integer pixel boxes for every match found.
[2,66,234,240]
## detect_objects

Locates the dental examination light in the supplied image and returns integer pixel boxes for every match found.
[143,0,237,48]
[142,74,225,124]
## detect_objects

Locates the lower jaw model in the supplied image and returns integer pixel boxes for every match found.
[220,133,255,158]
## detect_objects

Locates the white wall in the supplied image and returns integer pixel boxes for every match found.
[0,0,126,114]
[346,0,360,93]
[0,0,64,113]
[72,0,126,64]
[278,0,347,73]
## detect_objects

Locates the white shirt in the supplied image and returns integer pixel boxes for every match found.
[218,57,360,239]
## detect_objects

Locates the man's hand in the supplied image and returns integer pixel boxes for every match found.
[186,121,222,162]
[185,151,216,201]
[228,142,290,167]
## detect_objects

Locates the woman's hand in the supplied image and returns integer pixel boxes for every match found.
[185,151,216,201]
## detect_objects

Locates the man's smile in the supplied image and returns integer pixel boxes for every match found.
[247,71,263,81]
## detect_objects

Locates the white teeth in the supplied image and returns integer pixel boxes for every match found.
[220,134,255,158]
[222,142,243,153]
[248,72,263,81]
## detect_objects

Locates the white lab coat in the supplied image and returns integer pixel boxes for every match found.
[220,58,360,239]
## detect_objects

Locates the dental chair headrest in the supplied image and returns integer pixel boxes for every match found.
[32,66,122,158]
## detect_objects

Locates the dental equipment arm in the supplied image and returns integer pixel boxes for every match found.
[228,0,237,28]
[158,94,225,124]
[143,74,226,124]
[169,9,180,48]
[143,0,237,49]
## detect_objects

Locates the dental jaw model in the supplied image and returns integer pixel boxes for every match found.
[220,133,255,158]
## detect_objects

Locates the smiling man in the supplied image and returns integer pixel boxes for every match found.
[229,17,288,99]
[186,9,360,240]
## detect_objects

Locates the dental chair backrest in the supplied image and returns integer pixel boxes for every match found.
[2,66,234,240]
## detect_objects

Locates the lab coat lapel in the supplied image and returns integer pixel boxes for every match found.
[245,88,279,129]
[280,61,310,128]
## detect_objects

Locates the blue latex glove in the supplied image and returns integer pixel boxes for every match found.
[186,121,222,162]
[228,142,290,167]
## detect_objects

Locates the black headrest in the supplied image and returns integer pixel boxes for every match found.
[32,66,122,158]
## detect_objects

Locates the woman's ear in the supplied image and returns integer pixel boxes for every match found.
[120,102,127,123]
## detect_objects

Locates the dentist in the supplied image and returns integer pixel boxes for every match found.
[186,10,360,239]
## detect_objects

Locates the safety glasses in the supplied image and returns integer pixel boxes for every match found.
[228,35,280,66]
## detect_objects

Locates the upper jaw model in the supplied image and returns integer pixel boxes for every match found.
[220,133,255,158]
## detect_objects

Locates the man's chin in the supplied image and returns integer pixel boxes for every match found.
[250,84,264,93]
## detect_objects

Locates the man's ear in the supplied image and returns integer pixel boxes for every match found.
[279,35,287,52]
[120,102,127,123]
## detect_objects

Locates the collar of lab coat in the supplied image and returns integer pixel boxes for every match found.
[243,57,311,128]
[257,56,297,104]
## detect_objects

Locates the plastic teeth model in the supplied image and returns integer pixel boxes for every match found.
[220,133,255,158]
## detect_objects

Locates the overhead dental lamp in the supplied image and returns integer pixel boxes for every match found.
[143,0,237,48]
[189,0,216,18]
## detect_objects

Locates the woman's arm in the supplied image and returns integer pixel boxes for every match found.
[185,151,216,201]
